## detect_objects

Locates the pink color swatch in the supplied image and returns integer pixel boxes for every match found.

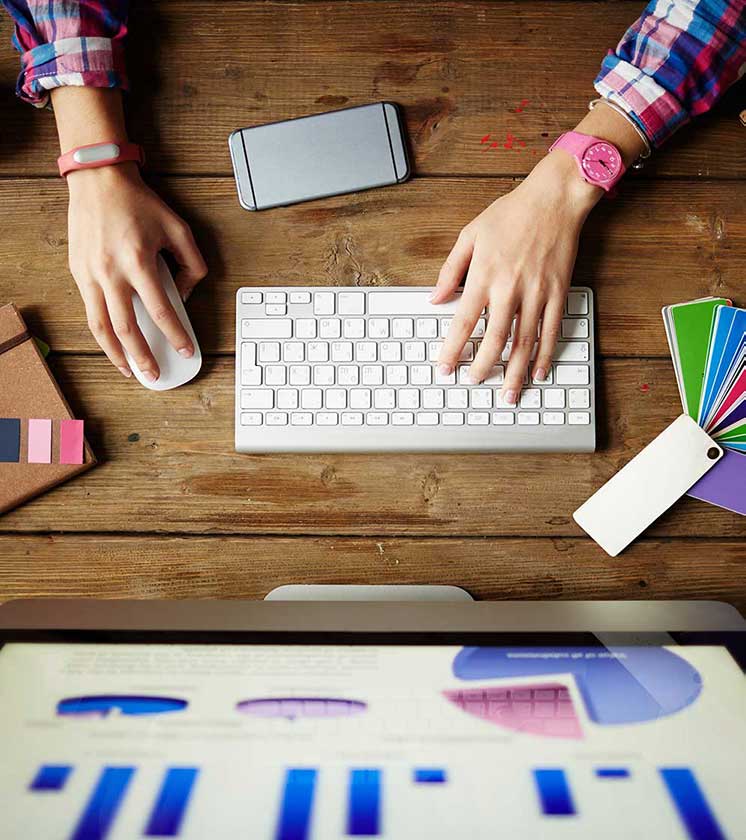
[27,418,52,463]
[59,419,84,465]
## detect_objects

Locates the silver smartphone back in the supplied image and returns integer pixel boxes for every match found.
[228,102,410,210]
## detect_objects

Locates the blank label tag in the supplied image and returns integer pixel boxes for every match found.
[573,415,722,556]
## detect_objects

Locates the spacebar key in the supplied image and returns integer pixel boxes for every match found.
[241,319,292,339]
[367,292,461,315]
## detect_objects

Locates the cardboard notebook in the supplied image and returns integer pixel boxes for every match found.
[0,303,96,514]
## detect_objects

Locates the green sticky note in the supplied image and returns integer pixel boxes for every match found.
[670,298,730,419]
[33,337,50,358]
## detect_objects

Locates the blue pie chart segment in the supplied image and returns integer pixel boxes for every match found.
[57,695,188,718]
[451,648,702,725]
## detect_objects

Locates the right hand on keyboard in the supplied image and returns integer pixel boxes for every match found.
[431,151,601,405]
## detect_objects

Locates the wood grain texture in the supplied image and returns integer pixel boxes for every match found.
[0,356,744,538]
[1,176,744,357]
[0,1,744,178]
[0,535,744,608]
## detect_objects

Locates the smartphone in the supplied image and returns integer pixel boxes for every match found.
[228,102,410,211]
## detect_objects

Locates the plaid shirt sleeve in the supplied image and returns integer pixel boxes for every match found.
[594,0,746,147]
[1,0,129,107]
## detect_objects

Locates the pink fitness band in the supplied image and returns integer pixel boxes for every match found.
[57,141,145,178]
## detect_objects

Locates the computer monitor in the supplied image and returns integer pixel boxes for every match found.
[1,599,744,838]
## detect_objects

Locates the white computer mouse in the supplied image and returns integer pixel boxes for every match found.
[124,255,202,390]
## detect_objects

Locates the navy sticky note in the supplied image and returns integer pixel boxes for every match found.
[0,418,21,462]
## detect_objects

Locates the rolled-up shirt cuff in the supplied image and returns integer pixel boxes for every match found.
[594,52,690,149]
[17,36,129,107]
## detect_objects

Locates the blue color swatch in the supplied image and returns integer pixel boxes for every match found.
[0,418,21,462]
[145,767,199,836]
[275,769,317,840]
[596,768,630,778]
[57,695,187,718]
[413,768,447,784]
[30,764,73,791]
[71,766,135,840]
[533,769,576,816]
[452,647,702,725]
[660,768,726,840]
[347,769,381,835]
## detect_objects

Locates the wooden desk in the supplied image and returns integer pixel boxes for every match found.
[1,1,744,606]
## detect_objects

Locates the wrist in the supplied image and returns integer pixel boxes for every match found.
[66,160,141,194]
[527,151,603,218]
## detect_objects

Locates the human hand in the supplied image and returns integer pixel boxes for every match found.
[66,162,207,381]
[431,151,601,405]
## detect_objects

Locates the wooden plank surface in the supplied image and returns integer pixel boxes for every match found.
[1,1,744,178]
[0,356,744,538]
[2,176,744,357]
[1,535,744,606]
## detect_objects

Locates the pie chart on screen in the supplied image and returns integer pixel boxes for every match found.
[57,695,188,718]
[443,647,702,740]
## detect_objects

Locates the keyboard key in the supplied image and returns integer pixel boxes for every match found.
[392,412,414,425]
[350,389,372,409]
[518,412,540,425]
[569,412,591,425]
[343,318,365,339]
[447,389,468,409]
[567,292,588,315]
[326,389,347,409]
[428,341,442,362]
[331,342,353,362]
[495,391,517,408]
[422,388,444,409]
[283,342,305,362]
[277,389,299,409]
[543,412,565,425]
[314,292,335,315]
[386,365,408,386]
[241,342,256,368]
[356,342,377,362]
[307,341,329,362]
[342,412,364,425]
[367,413,389,425]
[265,303,286,316]
[562,318,588,339]
[241,389,274,409]
[374,389,396,409]
[241,291,262,304]
[458,367,473,385]
[467,412,489,425]
[520,388,541,409]
[492,412,515,425]
[296,319,317,339]
[291,412,312,425]
[362,365,384,386]
[471,388,493,409]
[569,388,590,409]
[532,368,553,385]
[439,318,452,338]
[338,366,359,386]
[369,318,390,339]
[258,342,280,363]
[380,341,402,362]
[459,342,474,362]
[241,367,262,386]
[266,292,286,304]
[398,389,420,409]
[434,366,456,385]
[242,319,292,339]
[556,365,590,385]
[443,412,464,425]
[338,292,365,315]
[290,292,311,304]
[473,318,487,338]
[553,341,589,362]
[289,366,311,386]
[484,366,504,385]
[417,413,439,425]
[314,366,335,386]
[265,365,286,386]
[368,291,460,315]
[319,318,341,338]
[416,318,437,338]
[317,412,339,425]
[392,318,414,338]
[544,389,566,409]
[266,412,288,426]
[241,412,263,425]
[301,389,323,409]
[410,365,432,385]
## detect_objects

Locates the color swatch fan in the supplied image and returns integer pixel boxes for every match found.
[663,298,746,515]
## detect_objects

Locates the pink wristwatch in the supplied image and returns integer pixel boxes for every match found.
[57,141,145,178]
[549,131,625,193]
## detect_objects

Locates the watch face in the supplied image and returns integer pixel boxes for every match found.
[581,142,622,184]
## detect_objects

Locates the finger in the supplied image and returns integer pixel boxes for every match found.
[437,274,488,375]
[501,304,542,405]
[132,254,194,357]
[430,227,474,304]
[532,294,564,383]
[166,217,207,301]
[104,281,160,382]
[80,283,132,378]
[467,292,516,383]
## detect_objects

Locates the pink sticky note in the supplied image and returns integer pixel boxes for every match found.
[59,419,84,465]
[27,418,52,463]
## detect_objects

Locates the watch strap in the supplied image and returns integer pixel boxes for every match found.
[57,142,145,178]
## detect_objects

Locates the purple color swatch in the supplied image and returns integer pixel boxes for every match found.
[687,450,746,516]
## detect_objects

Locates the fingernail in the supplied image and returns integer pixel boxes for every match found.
[143,370,158,383]
[178,347,193,358]
[181,287,192,302]
[438,363,452,375]
[466,371,478,385]
[535,367,546,382]
[118,366,132,378]
[504,389,517,406]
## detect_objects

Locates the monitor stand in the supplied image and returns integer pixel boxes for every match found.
[264,584,474,602]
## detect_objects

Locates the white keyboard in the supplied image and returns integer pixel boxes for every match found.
[235,286,595,452]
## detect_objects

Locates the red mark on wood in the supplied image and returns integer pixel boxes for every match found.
[480,133,491,144]
[513,99,531,113]
[640,383,650,393]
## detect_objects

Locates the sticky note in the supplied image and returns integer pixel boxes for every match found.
[28,418,52,464]
[0,418,21,462]
[59,419,84,465]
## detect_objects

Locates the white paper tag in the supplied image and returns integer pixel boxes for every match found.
[573,415,723,556]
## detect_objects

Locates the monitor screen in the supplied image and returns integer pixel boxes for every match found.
[1,632,744,838]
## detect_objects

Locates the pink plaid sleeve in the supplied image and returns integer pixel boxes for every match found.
[2,1,129,107]
[594,0,746,147]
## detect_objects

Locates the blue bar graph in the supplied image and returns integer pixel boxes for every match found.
[347,769,381,836]
[144,768,199,836]
[596,768,631,779]
[660,768,726,840]
[533,769,576,816]
[275,769,318,840]
[30,764,73,791]
[71,766,135,840]
[413,768,447,784]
